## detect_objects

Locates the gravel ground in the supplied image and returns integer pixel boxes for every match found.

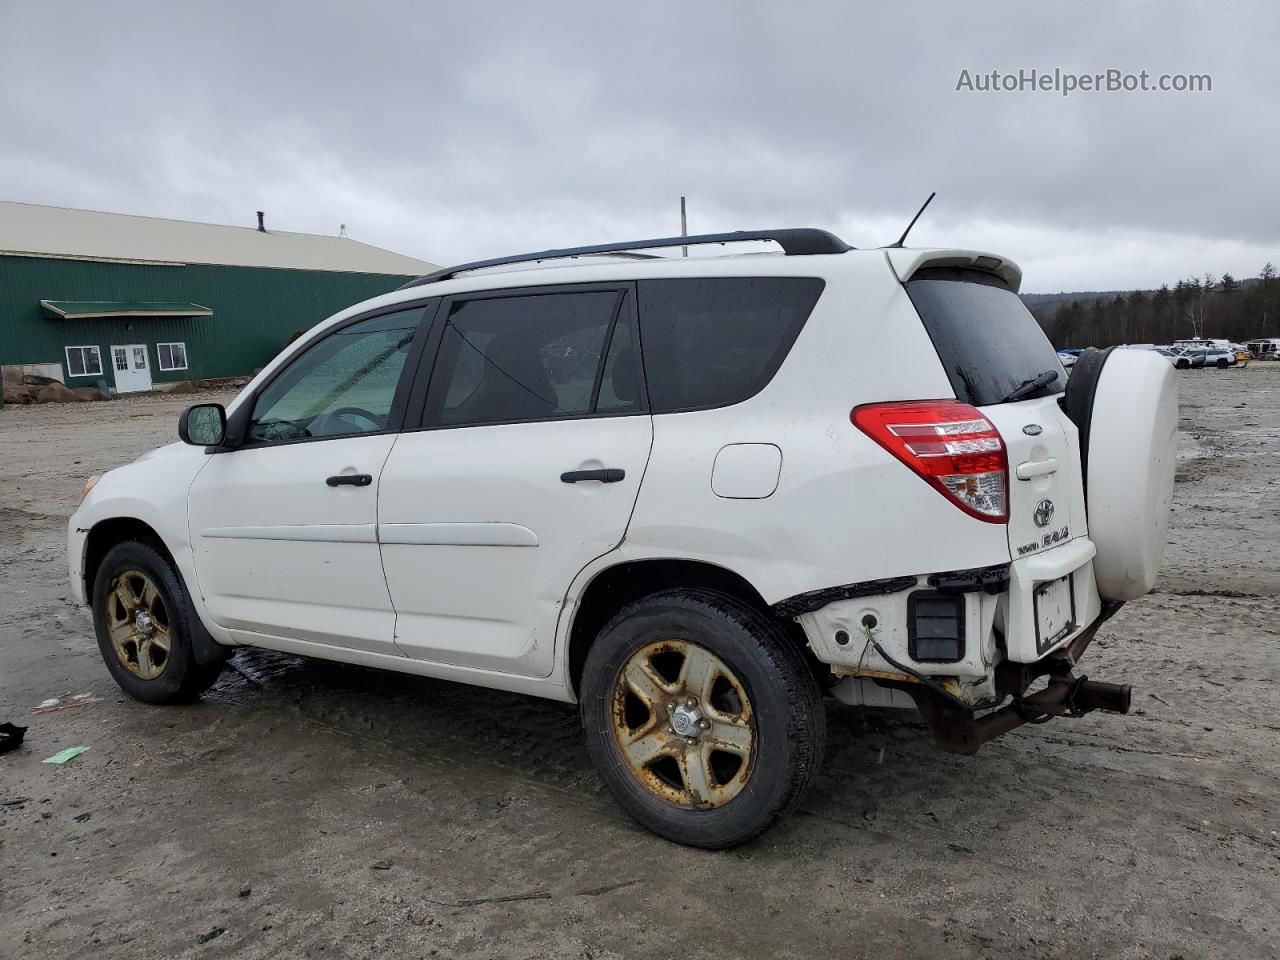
[1,368,1277,960]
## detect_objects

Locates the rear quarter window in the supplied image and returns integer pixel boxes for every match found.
[905,267,1065,407]
[637,277,824,412]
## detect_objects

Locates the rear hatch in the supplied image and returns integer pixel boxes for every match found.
[902,267,1083,558]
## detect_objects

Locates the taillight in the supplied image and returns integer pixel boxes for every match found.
[851,400,1008,523]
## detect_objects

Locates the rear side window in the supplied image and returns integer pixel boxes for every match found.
[423,290,640,428]
[637,278,824,412]
[905,267,1064,407]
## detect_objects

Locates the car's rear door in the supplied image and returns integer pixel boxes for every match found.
[377,283,652,678]
[903,269,1082,551]
[187,304,432,655]
[904,268,1092,657]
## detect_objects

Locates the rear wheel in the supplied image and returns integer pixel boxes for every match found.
[580,589,824,848]
[1216,358,1229,368]
[92,541,225,703]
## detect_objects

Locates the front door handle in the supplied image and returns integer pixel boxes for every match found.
[326,473,373,487]
[561,468,626,484]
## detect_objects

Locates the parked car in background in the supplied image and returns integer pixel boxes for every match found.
[1057,350,1078,370]
[1173,337,1230,352]
[1245,337,1280,359]
[67,229,1178,848]
[1172,338,1237,366]
[1171,348,1206,369]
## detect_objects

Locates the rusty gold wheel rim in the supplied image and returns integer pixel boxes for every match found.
[610,639,756,809]
[106,569,171,680]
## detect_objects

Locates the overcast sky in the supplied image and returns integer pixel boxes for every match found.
[1,0,1276,292]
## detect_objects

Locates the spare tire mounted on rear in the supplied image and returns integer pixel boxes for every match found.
[1062,347,1178,602]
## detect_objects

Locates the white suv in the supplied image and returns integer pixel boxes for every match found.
[68,229,1178,848]
[1172,338,1237,368]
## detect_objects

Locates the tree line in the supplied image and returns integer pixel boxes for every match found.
[1028,263,1278,348]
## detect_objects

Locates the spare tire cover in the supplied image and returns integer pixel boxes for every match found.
[1065,348,1178,601]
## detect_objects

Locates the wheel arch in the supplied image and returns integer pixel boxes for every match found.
[83,516,173,604]
[564,557,819,698]
[82,516,227,666]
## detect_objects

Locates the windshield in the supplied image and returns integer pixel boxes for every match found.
[905,267,1065,407]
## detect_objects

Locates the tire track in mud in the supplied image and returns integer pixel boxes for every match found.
[210,649,604,804]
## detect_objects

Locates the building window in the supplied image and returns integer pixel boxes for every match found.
[157,342,188,371]
[113,347,128,372]
[65,345,103,378]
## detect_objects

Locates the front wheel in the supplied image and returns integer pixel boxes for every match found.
[1176,359,1190,369]
[92,540,226,704]
[580,589,825,848]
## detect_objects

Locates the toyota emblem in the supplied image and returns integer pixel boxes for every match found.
[1033,499,1055,527]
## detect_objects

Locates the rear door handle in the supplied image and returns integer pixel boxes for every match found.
[560,468,626,483]
[326,473,373,487]
[1015,458,1059,480]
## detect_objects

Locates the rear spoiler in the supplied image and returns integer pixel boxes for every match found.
[884,248,1023,293]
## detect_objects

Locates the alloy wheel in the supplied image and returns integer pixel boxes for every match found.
[105,569,171,680]
[610,639,756,809]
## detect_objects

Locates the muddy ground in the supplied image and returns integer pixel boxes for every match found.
[1,367,1277,960]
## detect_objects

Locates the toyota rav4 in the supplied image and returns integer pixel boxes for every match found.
[69,228,1178,848]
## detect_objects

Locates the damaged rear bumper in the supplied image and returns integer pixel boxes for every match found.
[898,601,1131,755]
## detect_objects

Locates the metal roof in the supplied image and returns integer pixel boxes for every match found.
[40,299,214,319]
[0,201,438,276]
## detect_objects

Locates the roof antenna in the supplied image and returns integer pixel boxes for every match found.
[887,192,935,248]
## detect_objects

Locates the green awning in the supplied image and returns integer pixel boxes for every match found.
[40,299,213,319]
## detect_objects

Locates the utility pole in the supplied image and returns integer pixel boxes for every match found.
[680,196,688,257]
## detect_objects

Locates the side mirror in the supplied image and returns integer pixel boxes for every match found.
[179,403,227,447]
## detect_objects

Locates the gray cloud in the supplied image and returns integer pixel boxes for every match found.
[2,0,1277,290]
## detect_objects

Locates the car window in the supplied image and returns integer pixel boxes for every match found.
[906,267,1065,407]
[595,311,643,414]
[246,308,424,445]
[423,290,638,427]
[637,277,824,412]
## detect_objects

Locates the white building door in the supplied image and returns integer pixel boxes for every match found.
[110,344,152,393]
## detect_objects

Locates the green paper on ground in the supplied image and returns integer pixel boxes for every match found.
[41,746,90,764]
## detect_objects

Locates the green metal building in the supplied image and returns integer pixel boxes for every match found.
[1,202,436,394]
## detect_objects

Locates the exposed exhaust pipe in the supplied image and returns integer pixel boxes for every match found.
[904,671,1134,755]
[1070,678,1132,714]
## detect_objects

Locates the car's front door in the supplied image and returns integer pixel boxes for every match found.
[187,305,431,655]
[377,284,652,678]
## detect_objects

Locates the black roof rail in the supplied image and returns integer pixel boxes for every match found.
[399,228,852,289]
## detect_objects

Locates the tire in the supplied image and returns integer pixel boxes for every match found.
[92,540,226,704]
[1062,346,1115,481]
[580,588,825,849]
[1216,358,1229,368]
[1064,349,1178,601]
[1176,359,1189,369]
